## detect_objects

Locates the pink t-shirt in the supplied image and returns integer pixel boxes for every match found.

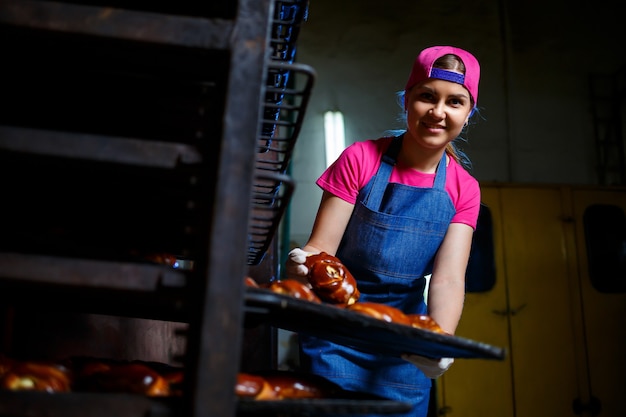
[317,136,481,229]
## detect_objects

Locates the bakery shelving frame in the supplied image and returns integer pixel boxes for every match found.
[0,1,504,416]
[0,1,281,417]
[246,60,314,266]
[247,0,316,265]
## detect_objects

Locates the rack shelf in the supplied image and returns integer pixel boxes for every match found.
[0,0,235,48]
[0,1,279,417]
[0,1,505,416]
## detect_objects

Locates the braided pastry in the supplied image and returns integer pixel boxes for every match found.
[304,252,360,306]
[268,279,322,303]
[346,302,411,325]
[0,361,71,393]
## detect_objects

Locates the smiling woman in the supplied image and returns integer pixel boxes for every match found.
[285,45,484,417]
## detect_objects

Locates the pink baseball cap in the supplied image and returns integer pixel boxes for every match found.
[404,46,480,107]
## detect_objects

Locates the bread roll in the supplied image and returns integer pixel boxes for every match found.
[347,302,411,325]
[304,252,360,306]
[258,370,342,399]
[74,361,170,396]
[235,372,278,400]
[268,279,322,303]
[406,314,446,333]
[245,276,260,287]
[0,361,71,393]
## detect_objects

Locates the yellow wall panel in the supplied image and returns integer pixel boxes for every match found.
[438,187,514,416]
[437,185,626,417]
[571,188,626,416]
[499,187,579,417]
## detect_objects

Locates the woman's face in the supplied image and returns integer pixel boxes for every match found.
[405,77,473,150]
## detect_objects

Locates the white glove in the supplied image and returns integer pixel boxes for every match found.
[401,354,454,379]
[285,248,315,279]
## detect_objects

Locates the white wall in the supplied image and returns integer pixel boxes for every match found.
[288,0,626,246]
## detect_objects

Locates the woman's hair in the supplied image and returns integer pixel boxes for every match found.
[388,53,477,170]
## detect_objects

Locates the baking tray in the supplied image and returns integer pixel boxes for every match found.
[237,396,411,416]
[0,390,409,417]
[236,369,410,415]
[0,391,170,417]
[244,287,505,360]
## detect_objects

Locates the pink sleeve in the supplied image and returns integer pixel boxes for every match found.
[448,161,481,229]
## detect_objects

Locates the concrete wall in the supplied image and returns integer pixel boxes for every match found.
[288,0,626,246]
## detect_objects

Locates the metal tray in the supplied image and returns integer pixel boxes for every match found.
[236,369,410,415]
[237,397,411,416]
[244,287,505,360]
[0,390,409,417]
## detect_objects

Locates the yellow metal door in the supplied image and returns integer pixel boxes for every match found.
[437,187,514,416]
[500,187,581,417]
[570,188,626,417]
[438,185,585,417]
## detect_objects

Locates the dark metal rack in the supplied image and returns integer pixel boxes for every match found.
[248,0,316,265]
[0,1,503,416]
[0,1,279,417]
[247,61,314,265]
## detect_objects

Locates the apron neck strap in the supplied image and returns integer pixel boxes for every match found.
[381,134,403,166]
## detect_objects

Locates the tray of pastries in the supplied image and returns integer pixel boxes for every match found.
[245,252,505,361]
[236,370,411,415]
[0,355,410,416]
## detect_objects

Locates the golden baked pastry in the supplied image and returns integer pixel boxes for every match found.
[304,252,360,306]
[235,372,279,400]
[268,279,322,303]
[406,314,447,333]
[0,361,71,393]
[74,361,170,397]
[347,302,411,325]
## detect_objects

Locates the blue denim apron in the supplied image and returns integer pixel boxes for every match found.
[300,135,456,417]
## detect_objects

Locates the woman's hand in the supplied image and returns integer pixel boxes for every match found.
[401,354,454,379]
[285,248,316,280]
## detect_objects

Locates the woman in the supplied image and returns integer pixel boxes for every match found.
[286,45,481,416]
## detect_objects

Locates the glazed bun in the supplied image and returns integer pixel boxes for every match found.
[406,314,447,334]
[257,370,342,399]
[235,372,279,400]
[236,371,342,400]
[0,356,186,397]
[74,361,170,397]
[268,279,322,303]
[304,252,360,306]
[0,361,71,393]
[346,302,411,325]
[245,276,260,287]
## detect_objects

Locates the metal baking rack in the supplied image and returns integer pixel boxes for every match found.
[247,0,316,265]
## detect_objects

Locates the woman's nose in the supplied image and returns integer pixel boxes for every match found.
[430,103,445,118]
